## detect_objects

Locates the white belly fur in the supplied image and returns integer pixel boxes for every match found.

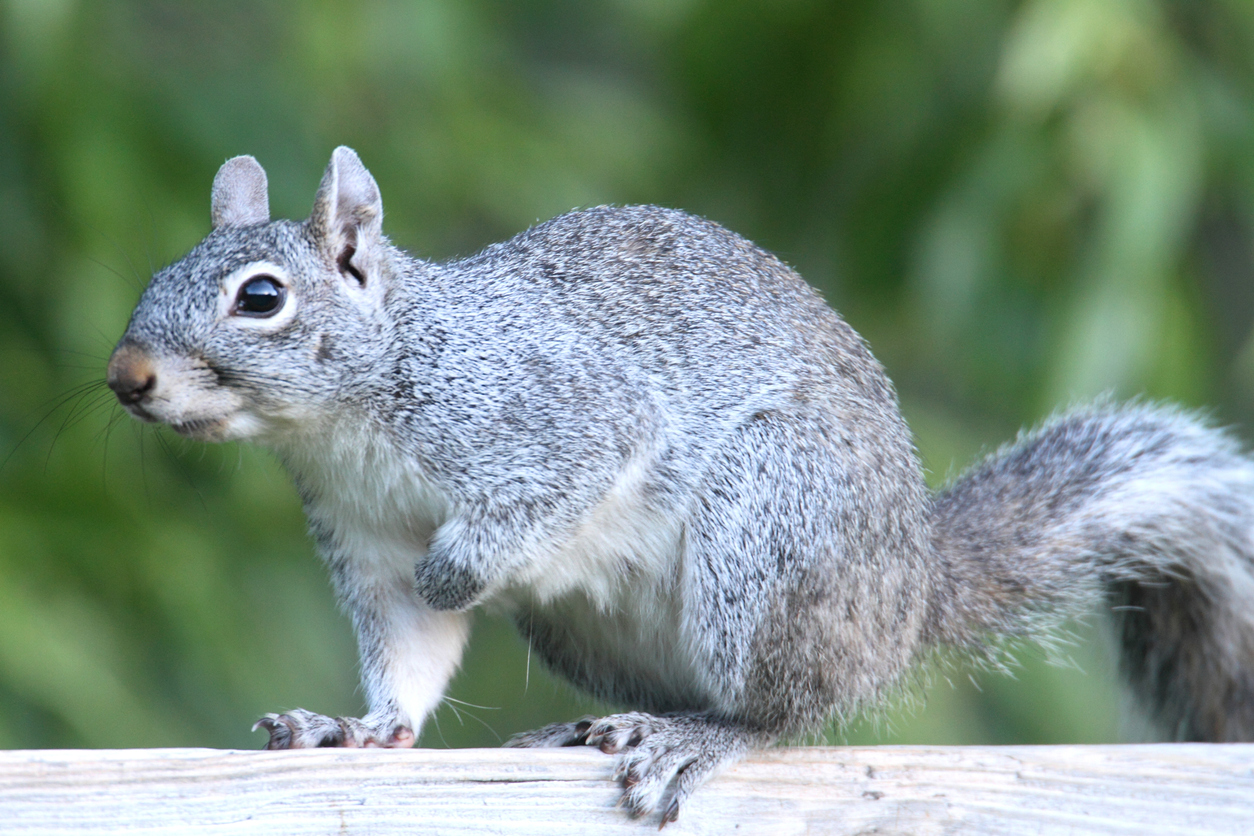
[294,422,710,724]
[495,451,711,709]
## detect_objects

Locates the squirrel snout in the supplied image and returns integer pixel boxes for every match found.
[107,345,158,405]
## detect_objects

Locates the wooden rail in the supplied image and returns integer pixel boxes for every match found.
[2,744,1251,834]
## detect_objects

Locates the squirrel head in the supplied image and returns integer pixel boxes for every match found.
[107,147,400,444]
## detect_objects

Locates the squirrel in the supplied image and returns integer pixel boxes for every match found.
[107,147,1254,825]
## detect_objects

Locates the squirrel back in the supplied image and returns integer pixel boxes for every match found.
[107,147,1254,822]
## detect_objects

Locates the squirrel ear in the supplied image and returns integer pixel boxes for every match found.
[310,147,383,259]
[210,156,270,229]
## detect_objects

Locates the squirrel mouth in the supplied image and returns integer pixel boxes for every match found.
[119,402,229,441]
[122,403,160,423]
[170,418,225,439]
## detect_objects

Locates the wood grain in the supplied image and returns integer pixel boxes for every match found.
[1,744,1251,834]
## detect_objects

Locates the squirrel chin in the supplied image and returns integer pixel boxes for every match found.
[167,412,268,443]
[169,418,229,442]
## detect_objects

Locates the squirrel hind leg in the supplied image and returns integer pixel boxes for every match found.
[253,708,414,749]
[682,407,931,733]
[531,711,765,826]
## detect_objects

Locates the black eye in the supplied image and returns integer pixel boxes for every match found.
[234,275,285,317]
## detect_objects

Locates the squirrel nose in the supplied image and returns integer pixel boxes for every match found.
[107,344,158,405]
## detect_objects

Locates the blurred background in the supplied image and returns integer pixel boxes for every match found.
[1,0,1252,751]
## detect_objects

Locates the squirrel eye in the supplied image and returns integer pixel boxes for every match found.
[233,275,285,317]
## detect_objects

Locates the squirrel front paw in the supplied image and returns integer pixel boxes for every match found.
[253,708,415,749]
[414,525,487,611]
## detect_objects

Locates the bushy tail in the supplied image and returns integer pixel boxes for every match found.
[926,402,1254,741]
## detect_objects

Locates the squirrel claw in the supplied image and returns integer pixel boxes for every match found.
[504,716,597,748]
[386,725,416,747]
[253,714,292,749]
[252,708,412,749]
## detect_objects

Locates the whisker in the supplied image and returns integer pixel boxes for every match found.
[153,429,209,512]
[441,696,500,711]
[99,407,128,493]
[84,254,143,293]
[429,713,450,749]
[0,380,113,475]
[91,404,129,448]
[87,323,124,356]
[76,201,148,293]
[443,700,464,725]
[439,698,502,743]
[47,384,114,471]
[139,420,151,506]
[138,186,162,278]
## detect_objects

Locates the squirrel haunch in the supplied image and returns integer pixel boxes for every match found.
[108,147,1254,823]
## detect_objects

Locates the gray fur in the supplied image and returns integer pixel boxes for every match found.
[928,402,1254,741]
[211,156,269,228]
[107,148,1254,823]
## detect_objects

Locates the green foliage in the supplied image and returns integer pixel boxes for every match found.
[0,0,1251,750]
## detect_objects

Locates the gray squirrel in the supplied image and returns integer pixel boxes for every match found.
[107,147,1254,824]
